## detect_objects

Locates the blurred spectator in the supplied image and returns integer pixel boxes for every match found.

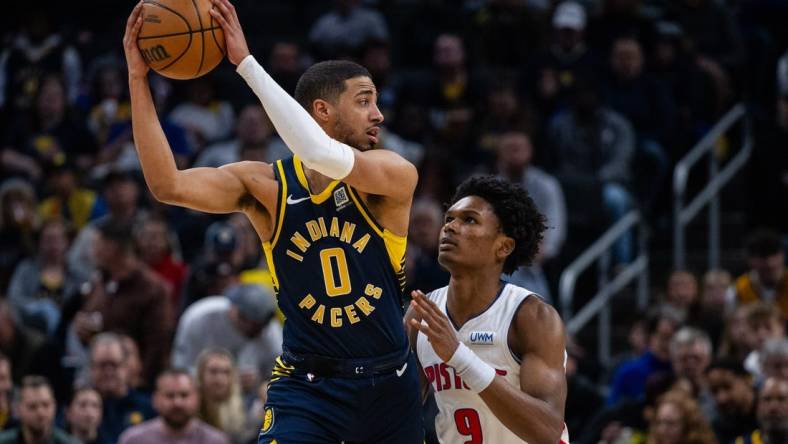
[267,41,304,96]
[736,377,788,444]
[0,179,38,291]
[718,305,754,363]
[664,270,700,322]
[77,219,172,386]
[564,347,604,438]
[65,386,106,444]
[547,74,635,263]
[646,389,717,444]
[0,376,78,444]
[180,221,242,310]
[193,105,286,168]
[38,162,105,231]
[603,36,673,210]
[3,75,97,179]
[530,1,599,119]
[743,303,785,379]
[607,306,682,406]
[735,229,788,318]
[0,300,45,385]
[308,0,389,60]
[695,270,735,349]
[67,168,143,277]
[495,129,566,300]
[118,335,144,393]
[88,333,155,444]
[587,0,657,55]
[7,219,84,336]
[470,0,545,68]
[478,81,537,153]
[0,11,81,111]
[707,360,757,444]
[85,64,131,147]
[760,338,788,381]
[133,214,187,324]
[495,130,558,215]
[405,198,449,295]
[359,39,397,119]
[195,349,249,444]
[172,284,281,393]
[664,0,744,90]
[649,21,717,149]
[0,354,12,432]
[669,327,715,418]
[118,369,229,444]
[168,76,234,152]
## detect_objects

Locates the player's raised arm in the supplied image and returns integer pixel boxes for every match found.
[124,3,274,215]
[210,0,417,202]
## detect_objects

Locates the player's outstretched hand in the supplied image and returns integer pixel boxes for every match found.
[409,290,460,363]
[210,0,250,66]
[123,2,149,79]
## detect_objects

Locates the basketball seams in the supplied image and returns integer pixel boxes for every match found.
[189,0,206,77]
[139,0,193,72]
[138,26,222,41]
[209,15,226,57]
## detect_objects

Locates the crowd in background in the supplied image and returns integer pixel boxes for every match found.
[0,0,787,443]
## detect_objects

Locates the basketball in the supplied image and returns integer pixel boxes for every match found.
[137,0,225,80]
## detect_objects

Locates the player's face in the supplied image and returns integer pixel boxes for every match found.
[437,196,513,273]
[333,76,384,151]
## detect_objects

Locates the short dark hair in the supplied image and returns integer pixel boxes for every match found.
[95,218,134,253]
[155,368,193,389]
[646,305,684,336]
[19,375,53,398]
[294,60,372,112]
[0,351,9,366]
[745,228,782,258]
[450,175,546,274]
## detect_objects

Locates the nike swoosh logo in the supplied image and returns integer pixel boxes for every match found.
[396,363,408,377]
[286,194,311,205]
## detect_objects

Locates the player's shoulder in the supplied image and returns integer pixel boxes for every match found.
[511,287,563,338]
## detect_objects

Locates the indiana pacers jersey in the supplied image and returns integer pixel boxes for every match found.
[416,284,570,444]
[263,156,409,359]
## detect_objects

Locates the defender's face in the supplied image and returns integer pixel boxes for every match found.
[334,76,384,151]
[437,196,512,272]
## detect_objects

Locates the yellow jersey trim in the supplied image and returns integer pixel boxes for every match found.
[346,186,407,273]
[293,156,339,204]
[270,160,288,248]
[263,242,279,291]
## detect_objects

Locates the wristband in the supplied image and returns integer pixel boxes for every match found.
[447,343,496,393]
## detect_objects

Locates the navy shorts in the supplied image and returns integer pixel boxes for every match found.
[258,352,424,444]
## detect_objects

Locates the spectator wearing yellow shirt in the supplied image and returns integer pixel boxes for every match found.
[38,162,106,231]
[736,229,788,318]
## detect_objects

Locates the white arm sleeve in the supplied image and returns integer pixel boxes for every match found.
[236,55,355,180]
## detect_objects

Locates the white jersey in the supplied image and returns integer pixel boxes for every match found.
[416,283,570,444]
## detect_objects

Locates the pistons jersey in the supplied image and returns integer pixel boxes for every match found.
[263,156,409,360]
[416,283,570,444]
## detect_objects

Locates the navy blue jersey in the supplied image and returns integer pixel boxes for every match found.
[263,156,409,359]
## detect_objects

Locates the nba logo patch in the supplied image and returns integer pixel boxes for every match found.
[334,186,351,210]
[261,407,275,434]
[469,331,495,345]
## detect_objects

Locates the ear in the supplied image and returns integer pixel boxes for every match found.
[496,236,515,263]
[311,99,333,123]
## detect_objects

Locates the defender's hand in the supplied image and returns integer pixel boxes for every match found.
[123,2,150,79]
[409,290,460,363]
[210,0,250,65]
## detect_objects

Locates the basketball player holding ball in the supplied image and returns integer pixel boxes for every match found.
[408,176,571,444]
[124,1,423,443]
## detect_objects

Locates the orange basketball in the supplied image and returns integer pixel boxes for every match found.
[137,0,226,80]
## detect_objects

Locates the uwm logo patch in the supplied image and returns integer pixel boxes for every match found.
[469,331,495,345]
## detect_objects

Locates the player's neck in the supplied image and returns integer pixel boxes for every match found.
[302,164,336,195]
[446,267,503,328]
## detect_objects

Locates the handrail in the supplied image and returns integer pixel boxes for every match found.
[673,103,751,269]
[559,210,649,367]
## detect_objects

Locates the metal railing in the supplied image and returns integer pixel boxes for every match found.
[674,104,752,269]
[559,210,649,367]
